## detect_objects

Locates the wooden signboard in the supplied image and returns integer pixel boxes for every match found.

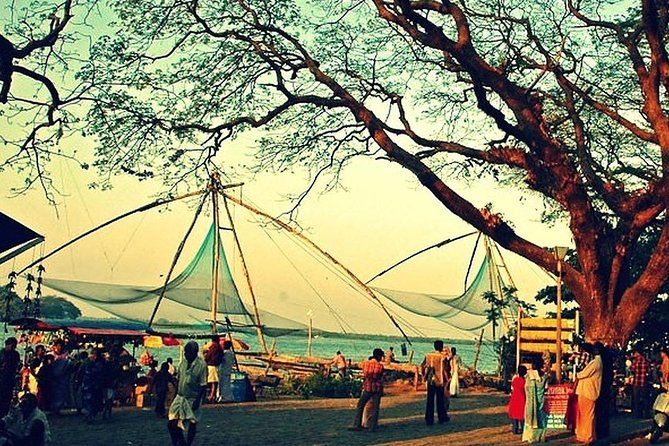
[516,310,580,366]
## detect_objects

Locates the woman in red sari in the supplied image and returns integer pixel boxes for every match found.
[508,365,527,434]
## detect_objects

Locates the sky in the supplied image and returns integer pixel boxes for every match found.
[0,134,573,341]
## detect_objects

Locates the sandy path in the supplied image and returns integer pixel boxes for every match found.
[50,386,534,446]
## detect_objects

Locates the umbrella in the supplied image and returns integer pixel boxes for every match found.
[143,335,181,348]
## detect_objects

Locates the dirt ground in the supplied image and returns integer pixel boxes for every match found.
[48,385,646,446]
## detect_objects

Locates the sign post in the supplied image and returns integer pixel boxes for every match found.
[544,384,572,429]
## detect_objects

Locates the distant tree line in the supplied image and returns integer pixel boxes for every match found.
[0,287,81,321]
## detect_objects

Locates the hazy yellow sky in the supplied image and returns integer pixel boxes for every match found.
[0,133,572,339]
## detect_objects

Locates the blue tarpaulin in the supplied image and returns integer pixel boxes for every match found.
[0,212,43,265]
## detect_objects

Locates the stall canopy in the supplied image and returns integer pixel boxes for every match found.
[11,317,149,339]
[0,212,44,265]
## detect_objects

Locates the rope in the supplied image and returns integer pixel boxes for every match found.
[15,188,209,276]
[366,231,477,284]
[258,225,354,334]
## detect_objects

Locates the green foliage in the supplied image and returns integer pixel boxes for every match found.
[39,296,82,319]
[482,287,536,338]
[1,287,26,321]
[496,329,518,389]
[287,373,362,399]
[0,287,81,321]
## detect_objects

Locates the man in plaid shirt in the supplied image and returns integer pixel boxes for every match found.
[630,348,650,418]
[349,348,384,432]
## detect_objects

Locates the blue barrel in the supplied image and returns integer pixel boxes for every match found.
[230,371,249,402]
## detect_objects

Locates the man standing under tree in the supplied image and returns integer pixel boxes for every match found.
[594,342,613,440]
[422,340,450,425]
[167,341,207,446]
[630,348,650,419]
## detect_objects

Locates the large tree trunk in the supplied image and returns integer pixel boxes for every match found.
[583,313,631,346]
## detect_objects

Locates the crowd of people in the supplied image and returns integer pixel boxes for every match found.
[506,342,669,444]
[0,333,241,446]
[0,336,145,424]
[3,330,668,445]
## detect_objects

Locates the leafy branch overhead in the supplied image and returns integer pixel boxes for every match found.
[2,0,669,344]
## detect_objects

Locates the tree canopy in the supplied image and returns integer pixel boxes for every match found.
[2,0,669,344]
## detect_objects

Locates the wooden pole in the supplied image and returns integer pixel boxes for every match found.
[483,237,497,340]
[211,175,221,334]
[516,307,522,371]
[220,191,268,353]
[556,259,563,383]
[307,314,313,357]
[148,192,209,328]
[472,328,485,372]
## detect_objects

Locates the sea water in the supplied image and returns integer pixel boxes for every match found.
[145,333,500,374]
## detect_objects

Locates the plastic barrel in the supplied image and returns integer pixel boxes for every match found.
[230,371,249,402]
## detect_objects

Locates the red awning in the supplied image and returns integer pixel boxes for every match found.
[67,327,146,337]
[34,320,61,331]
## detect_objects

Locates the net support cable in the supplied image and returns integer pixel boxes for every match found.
[222,192,414,347]
[218,185,268,353]
[16,188,210,276]
[147,190,209,328]
[365,231,477,285]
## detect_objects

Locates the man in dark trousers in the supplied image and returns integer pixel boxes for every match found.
[421,340,451,425]
[0,337,20,417]
[594,342,613,439]
[630,347,650,418]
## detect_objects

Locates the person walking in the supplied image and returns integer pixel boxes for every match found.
[508,365,527,434]
[217,340,235,402]
[449,346,462,397]
[203,336,223,403]
[153,362,176,417]
[348,348,384,432]
[330,351,347,378]
[422,340,450,426]
[575,343,603,444]
[523,358,549,443]
[48,339,72,415]
[167,341,207,446]
[81,347,105,424]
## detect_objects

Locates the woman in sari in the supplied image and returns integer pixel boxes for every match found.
[523,358,549,443]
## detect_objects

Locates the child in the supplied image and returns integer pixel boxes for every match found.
[508,364,527,434]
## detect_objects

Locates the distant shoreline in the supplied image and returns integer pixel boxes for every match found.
[314,331,478,345]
